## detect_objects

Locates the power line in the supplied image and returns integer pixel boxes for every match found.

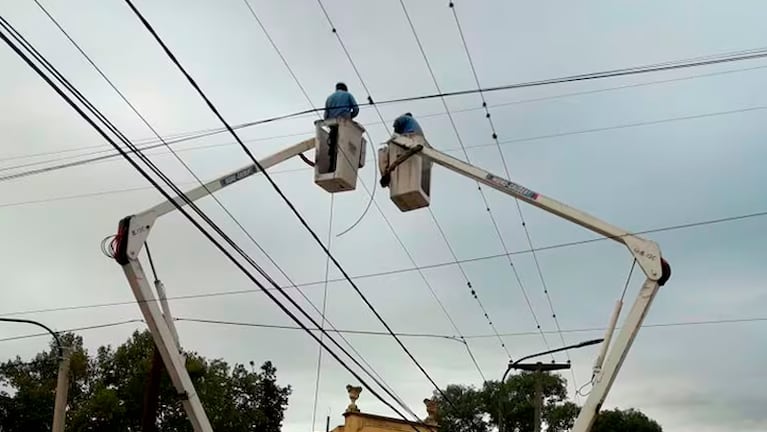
[5,60,766,171]
[3,315,766,346]
[3,207,767,320]
[4,47,767,182]
[230,3,417,421]
[240,0,454,415]
[397,0,514,362]
[0,13,419,424]
[175,315,767,339]
[123,0,450,409]
[312,0,387,236]
[448,2,580,396]
[4,100,767,204]
[0,319,145,343]
[65,0,417,419]
[36,1,417,421]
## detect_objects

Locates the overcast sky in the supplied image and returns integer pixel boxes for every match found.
[1,1,767,431]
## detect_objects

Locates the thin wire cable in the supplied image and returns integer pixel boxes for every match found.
[4,207,767,319]
[312,194,334,431]
[240,1,429,411]
[123,0,452,407]
[0,319,145,343]
[240,0,498,380]
[35,4,411,411]
[3,315,767,345]
[0,16,419,423]
[239,2,355,420]
[399,0,532,359]
[4,43,767,168]
[312,0,386,236]
[6,60,767,169]
[5,59,767,182]
[4,100,767,190]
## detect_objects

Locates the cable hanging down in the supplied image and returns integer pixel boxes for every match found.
[37,0,418,418]
[123,0,454,408]
[0,13,421,424]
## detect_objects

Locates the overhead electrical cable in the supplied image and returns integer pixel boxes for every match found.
[4,55,767,182]
[3,315,766,345]
[3,207,767,319]
[123,0,452,407]
[34,0,417,420]
[449,1,571,378]
[0,14,420,424]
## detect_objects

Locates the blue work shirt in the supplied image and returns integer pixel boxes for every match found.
[324,90,359,120]
[393,115,423,135]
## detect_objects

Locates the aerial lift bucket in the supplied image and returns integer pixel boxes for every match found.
[385,133,432,212]
[314,118,366,193]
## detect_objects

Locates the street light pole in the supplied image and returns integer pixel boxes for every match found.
[498,338,604,432]
[0,318,68,431]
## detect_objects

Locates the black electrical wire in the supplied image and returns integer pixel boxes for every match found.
[313,0,384,237]
[0,15,420,425]
[4,206,767,320]
[123,0,453,406]
[5,59,765,172]
[33,3,415,417]
[3,50,767,183]
[234,4,426,417]
[3,315,767,345]
[0,15,420,424]
[448,1,566,371]
[397,0,519,362]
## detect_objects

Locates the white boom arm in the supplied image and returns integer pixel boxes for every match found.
[388,134,671,432]
[112,138,315,432]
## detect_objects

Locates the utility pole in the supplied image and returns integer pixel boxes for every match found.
[511,362,571,432]
[52,347,71,432]
[499,339,603,432]
[533,370,543,432]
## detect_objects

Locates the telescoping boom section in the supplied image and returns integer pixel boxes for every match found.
[384,133,671,432]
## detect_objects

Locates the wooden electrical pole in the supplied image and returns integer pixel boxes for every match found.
[533,370,543,432]
[52,347,71,432]
[508,362,571,432]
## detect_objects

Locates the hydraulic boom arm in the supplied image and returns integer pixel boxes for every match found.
[389,134,671,432]
[112,138,315,432]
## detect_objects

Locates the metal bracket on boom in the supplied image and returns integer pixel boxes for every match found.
[387,134,671,432]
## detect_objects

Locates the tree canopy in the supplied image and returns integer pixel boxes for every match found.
[432,371,661,432]
[0,330,291,432]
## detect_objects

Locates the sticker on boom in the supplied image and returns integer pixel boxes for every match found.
[220,166,258,187]
[485,174,539,200]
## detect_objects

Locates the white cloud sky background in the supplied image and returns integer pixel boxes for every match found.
[1,1,767,431]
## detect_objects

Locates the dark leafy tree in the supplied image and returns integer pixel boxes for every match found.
[0,330,291,432]
[433,372,661,432]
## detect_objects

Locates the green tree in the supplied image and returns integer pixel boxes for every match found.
[433,372,661,432]
[0,330,291,432]
[592,408,662,432]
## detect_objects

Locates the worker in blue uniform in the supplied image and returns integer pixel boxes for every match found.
[379,113,427,188]
[323,82,359,172]
[392,112,423,135]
